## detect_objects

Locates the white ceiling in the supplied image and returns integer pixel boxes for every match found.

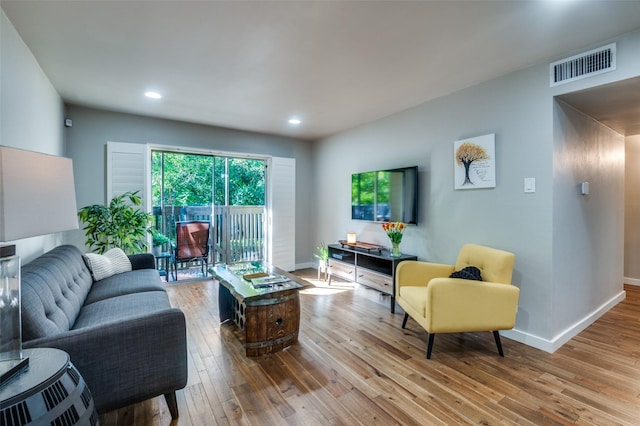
[3,1,640,140]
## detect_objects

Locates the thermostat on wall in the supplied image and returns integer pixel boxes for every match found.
[581,182,589,195]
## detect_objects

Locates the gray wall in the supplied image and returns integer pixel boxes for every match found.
[64,105,315,266]
[314,58,555,346]
[552,101,625,343]
[625,134,640,282]
[313,28,640,351]
[1,10,67,263]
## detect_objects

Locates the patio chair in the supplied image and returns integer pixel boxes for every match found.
[172,221,211,280]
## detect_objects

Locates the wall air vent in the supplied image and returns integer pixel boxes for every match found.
[550,43,616,87]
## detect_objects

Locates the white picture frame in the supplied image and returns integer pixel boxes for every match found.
[454,133,496,190]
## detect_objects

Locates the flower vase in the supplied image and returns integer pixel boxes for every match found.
[391,242,401,257]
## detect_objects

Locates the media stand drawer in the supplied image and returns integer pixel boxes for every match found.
[357,269,393,295]
[327,243,417,313]
[329,260,355,281]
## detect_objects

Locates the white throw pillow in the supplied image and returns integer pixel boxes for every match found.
[83,248,132,281]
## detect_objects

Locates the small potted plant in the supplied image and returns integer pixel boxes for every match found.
[314,242,330,281]
[151,231,170,255]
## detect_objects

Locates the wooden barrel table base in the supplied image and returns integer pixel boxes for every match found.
[213,262,305,357]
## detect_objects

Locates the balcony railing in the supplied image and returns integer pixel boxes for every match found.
[153,205,265,273]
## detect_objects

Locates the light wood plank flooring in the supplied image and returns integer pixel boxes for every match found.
[99,271,640,425]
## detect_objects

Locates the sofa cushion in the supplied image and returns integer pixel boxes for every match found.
[83,248,132,281]
[21,245,94,340]
[128,253,156,270]
[85,269,165,305]
[72,291,172,330]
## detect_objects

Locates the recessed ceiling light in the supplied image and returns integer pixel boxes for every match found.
[288,118,301,125]
[145,91,162,99]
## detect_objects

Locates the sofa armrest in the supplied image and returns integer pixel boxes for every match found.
[23,308,188,414]
[396,260,455,290]
[426,278,520,333]
[128,253,156,270]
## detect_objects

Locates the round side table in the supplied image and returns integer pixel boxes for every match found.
[0,348,97,426]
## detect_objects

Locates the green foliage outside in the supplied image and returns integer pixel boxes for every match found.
[152,152,213,206]
[228,158,265,206]
[153,152,265,207]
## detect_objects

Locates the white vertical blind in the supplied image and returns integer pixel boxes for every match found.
[268,156,296,271]
[106,142,149,209]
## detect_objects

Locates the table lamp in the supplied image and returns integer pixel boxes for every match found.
[0,146,79,384]
[347,232,357,245]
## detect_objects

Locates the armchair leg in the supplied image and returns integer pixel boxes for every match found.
[426,333,435,359]
[164,392,179,419]
[401,312,409,329]
[493,331,504,357]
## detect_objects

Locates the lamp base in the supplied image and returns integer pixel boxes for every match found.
[0,356,29,385]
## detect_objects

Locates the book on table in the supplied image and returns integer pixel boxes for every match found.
[251,275,291,287]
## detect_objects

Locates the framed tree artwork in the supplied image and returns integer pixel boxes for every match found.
[454,133,496,189]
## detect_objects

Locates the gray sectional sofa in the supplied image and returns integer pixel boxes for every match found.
[20,245,187,418]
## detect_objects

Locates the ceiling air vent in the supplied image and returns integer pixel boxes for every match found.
[550,43,616,87]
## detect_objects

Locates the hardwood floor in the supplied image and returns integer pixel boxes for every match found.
[99,272,640,425]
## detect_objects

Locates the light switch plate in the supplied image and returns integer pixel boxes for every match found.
[524,177,535,193]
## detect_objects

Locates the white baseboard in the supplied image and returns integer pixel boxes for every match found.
[624,276,640,286]
[294,263,628,354]
[502,289,626,353]
[500,329,554,353]
[295,261,314,271]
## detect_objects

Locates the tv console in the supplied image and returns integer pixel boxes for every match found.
[328,243,417,313]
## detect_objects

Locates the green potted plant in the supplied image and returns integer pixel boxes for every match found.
[151,231,170,255]
[78,191,152,254]
[314,242,330,281]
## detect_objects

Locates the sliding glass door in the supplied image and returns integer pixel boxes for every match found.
[212,156,266,264]
[152,150,266,275]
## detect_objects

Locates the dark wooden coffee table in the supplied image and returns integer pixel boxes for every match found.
[211,261,307,356]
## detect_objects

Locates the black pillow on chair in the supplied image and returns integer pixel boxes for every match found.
[449,266,482,281]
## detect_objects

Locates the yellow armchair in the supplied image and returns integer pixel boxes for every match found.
[396,244,519,358]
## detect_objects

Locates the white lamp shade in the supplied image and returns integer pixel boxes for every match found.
[0,146,78,242]
[347,232,357,244]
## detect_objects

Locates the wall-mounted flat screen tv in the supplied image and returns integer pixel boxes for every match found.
[351,166,418,224]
